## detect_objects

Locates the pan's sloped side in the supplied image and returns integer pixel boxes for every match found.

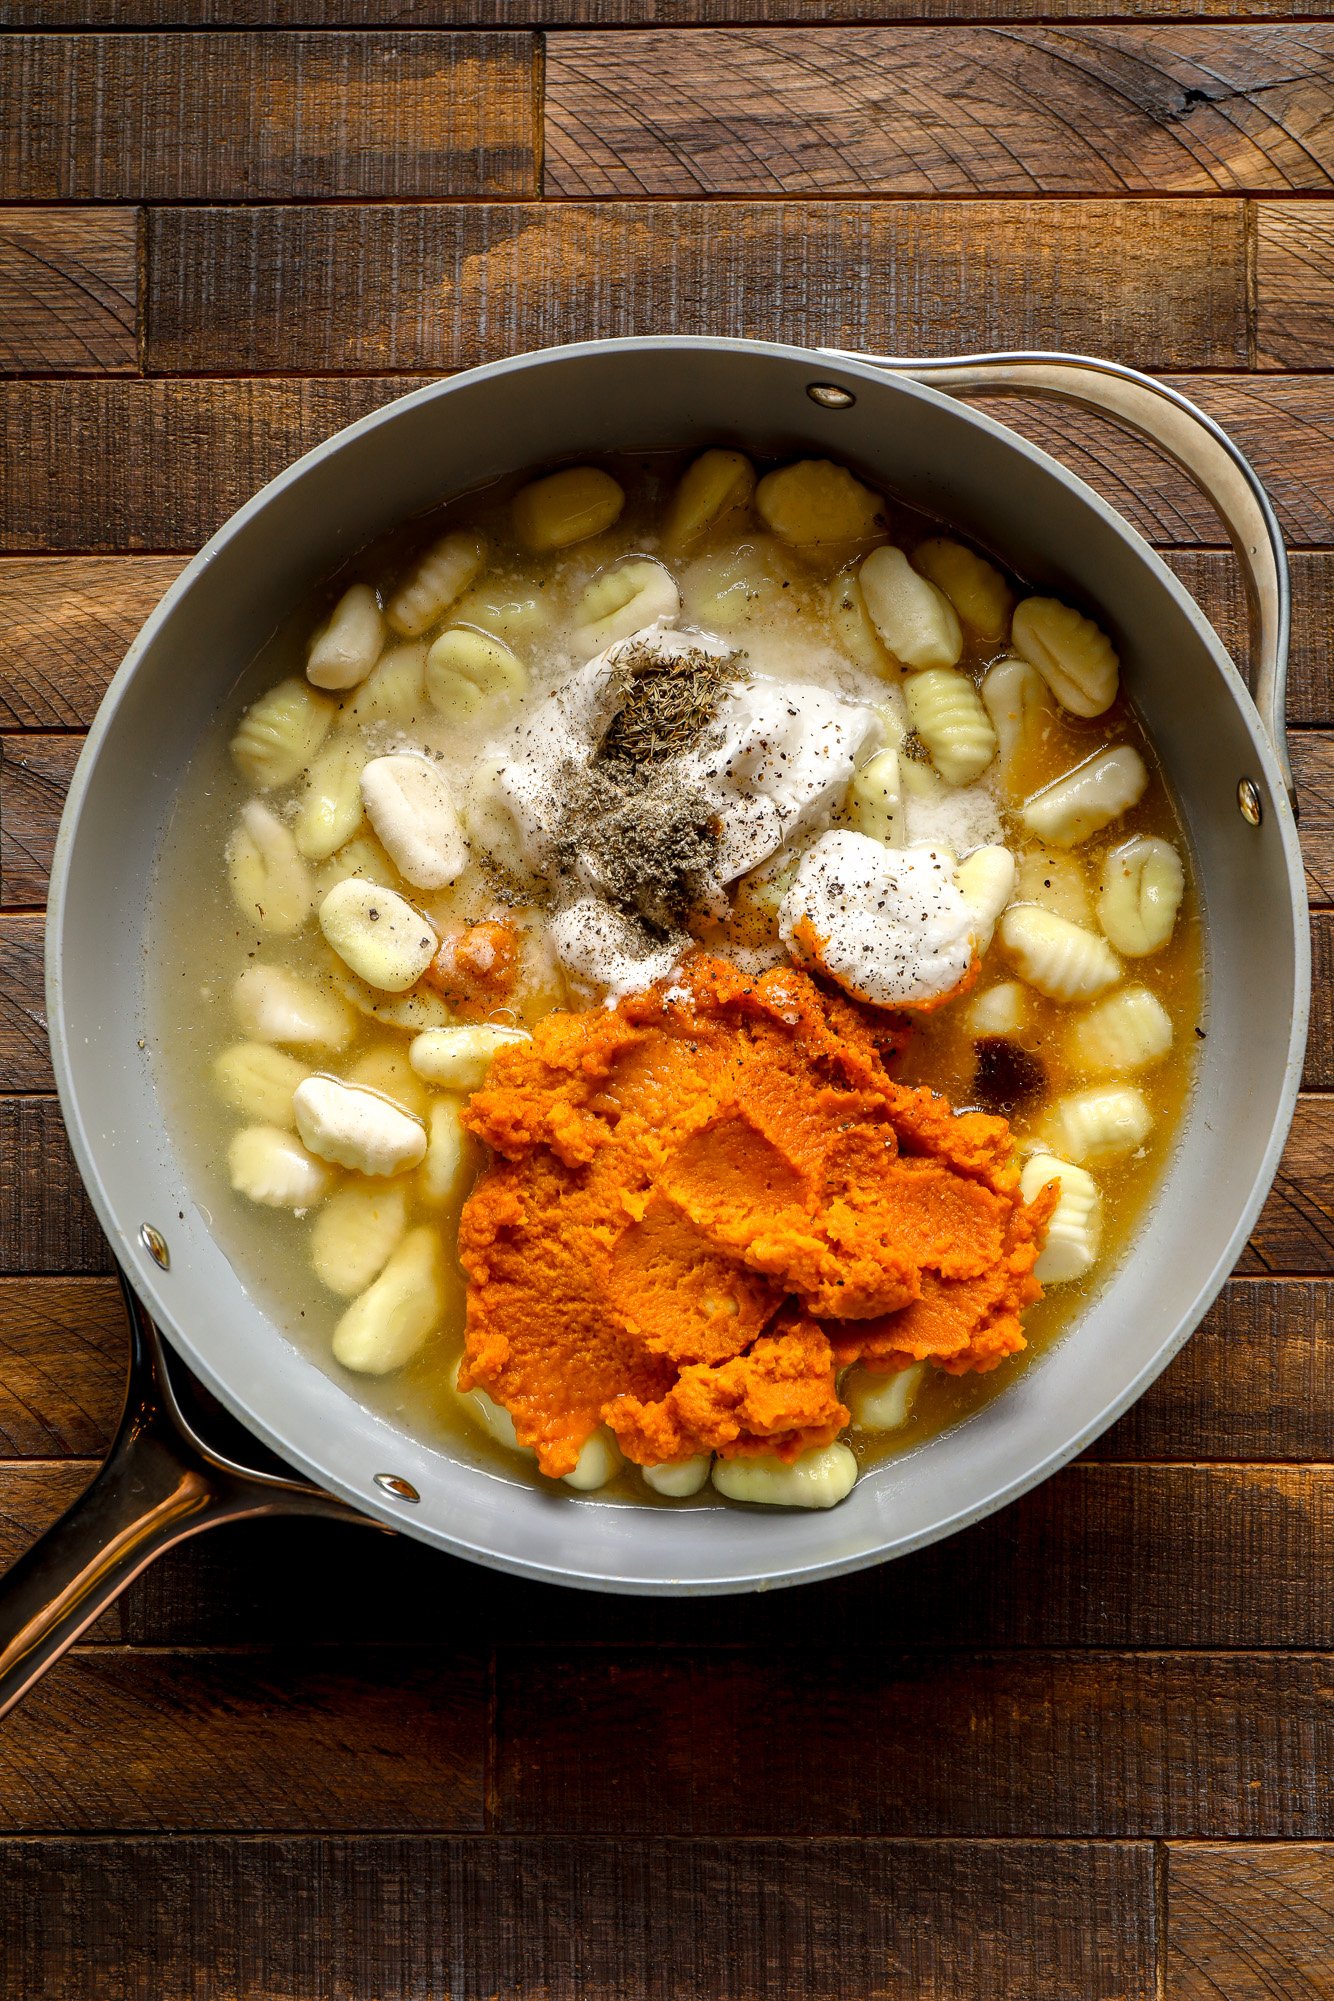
[45,337,1309,1595]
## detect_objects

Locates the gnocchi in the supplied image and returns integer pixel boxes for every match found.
[1098,836,1185,956]
[661,450,755,555]
[859,545,963,670]
[425,628,527,722]
[226,801,314,935]
[332,1225,446,1374]
[572,558,681,654]
[293,740,367,863]
[912,538,1013,641]
[1019,1155,1102,1283]
[360,754,468,891]
[842,1362,925,1431]
[213,1041,308,1127]
[231,678,334,791]
[966,980,1030,1038]
[999,905,1121,1003]
[306,583,384,691]
[846,747,905,846]
[754,459,883,550]
[955,844,1016,952]
[712,1443,859,1509]
[1046,1084,1152,1164]
[233,965,355,1051]
[386,530,487,638]
[418,1098,481,1211]
[229,1125,333,1209]
[341,641,428,728]
[1067,986,1173,1076]
[409,1024,531,1092]
[452,1357,535,1457]
[563,1429,625,1492]
[905,667,998,786]
[312,1181,409,1297]
[320,879,437,992]
[1021,747,1148,850]
[642,1456,712,1498]
[293,1075,427,1177]
[981,657,1053,794]
[1011,597,1119,717]
[511,467,624,552]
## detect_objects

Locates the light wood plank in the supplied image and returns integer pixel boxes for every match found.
[0,1277,124,1455]
[1167,1845,1334,2001]
[0,734,78,907]
[0,208,137,374]
[1256,199,1334,368]
[0,1646,486,1830]
[0,32,537,199]
[548,27,1334,197]
[145,200,1249,375]
[0,1835,1156,2001]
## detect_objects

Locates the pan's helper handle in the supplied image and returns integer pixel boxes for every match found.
[822,348,1294,809]
[0,1273,368,1720]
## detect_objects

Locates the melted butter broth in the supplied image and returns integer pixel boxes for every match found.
[151,451,1204,1503]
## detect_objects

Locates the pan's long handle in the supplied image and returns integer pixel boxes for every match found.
[0,1276,365,1720]
[822,348,1294,808]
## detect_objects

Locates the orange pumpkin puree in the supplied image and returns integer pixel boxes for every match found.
[457,954,1055,1478]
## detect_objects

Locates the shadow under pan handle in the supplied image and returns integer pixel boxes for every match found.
[822,347,1295,810]
[0,1272,368,1720]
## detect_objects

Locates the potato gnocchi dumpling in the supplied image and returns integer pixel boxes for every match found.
[1012,597,1119,718]
[177,446,1199,1513]
[1098,835,1185,956]
[859,545,963,670]
[913,537,1013,641]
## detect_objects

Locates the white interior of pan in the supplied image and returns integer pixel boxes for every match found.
[46,338,1308,1593]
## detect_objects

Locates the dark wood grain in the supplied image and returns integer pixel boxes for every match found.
[0,1836,1156,2001]
[10,375,1334,555]
[53,1459,1334,1653]
[0,379,428,551]
[548,27,1334,197]
[0,557,183,728]
[0,1277,124,1455]
[1163,549,1334,727]
[1237,1095,1334,1274]
[1167,1845,1334,2000]
[1256,199,1334,369]
[0,33,537,200]
[0,1646,486,1830]
[0,915,47,1090]
[145,200,1249,375]
[4,0,1330,21]
[494,1647,1334,1836]
[0,208,137,374]
[0,1097,107,1274]
[0,733,78,907]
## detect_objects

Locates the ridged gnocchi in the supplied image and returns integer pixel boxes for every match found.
[425,628,527,722]
[409,1024,530,1092]
[1098,836,1184,956]
[231,678,334,791]
[712,1443,859,1509]
[842,1362,925,1431]
[859,545,963,670]
[226,801,314,935]
[955,844,1016,952]
[213,1041,309,1127]
[293,740,367,863]
[360,755,468,892]
[233,965,354,1051]
[981,657,1054,794]
[1021,747,1148,850]
[905,668,998,785]
[511,467,624,553]
[1067,986,1173,1076]
[754,459,883,550]
[340,641,428,728]
[311,1181,409,1297]
[828,572,892,675]
[662,450,755,555]
[319,878,437,992]
[1013,847,1093,928]
[386,531,487,638]
[913,538,1013,641]
[1019,1154,1102,1283]
[228,1125,333,1209]
[1047,1084,1152,1164]
[846,747,905,845]
[572,558,681,655]
[999,905,1122,1003]
[306,583,384,691]
[293,1075,427,1177]
[1011,597,1119,717]
[332,1226,445,1374]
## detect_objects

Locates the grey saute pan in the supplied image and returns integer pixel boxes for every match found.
[0,339,1309,1716]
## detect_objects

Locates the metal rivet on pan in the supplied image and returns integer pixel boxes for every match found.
[139,1223,170,1270]
[1238,777,1264,826]
[807,382,856,409]
[374,1473,421,1503]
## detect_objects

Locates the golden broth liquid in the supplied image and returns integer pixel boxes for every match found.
[151,452,1203,1503]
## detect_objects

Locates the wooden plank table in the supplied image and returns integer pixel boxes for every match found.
[1,10,1331,1995]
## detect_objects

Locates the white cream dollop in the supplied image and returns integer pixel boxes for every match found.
[778,830,980,1008]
